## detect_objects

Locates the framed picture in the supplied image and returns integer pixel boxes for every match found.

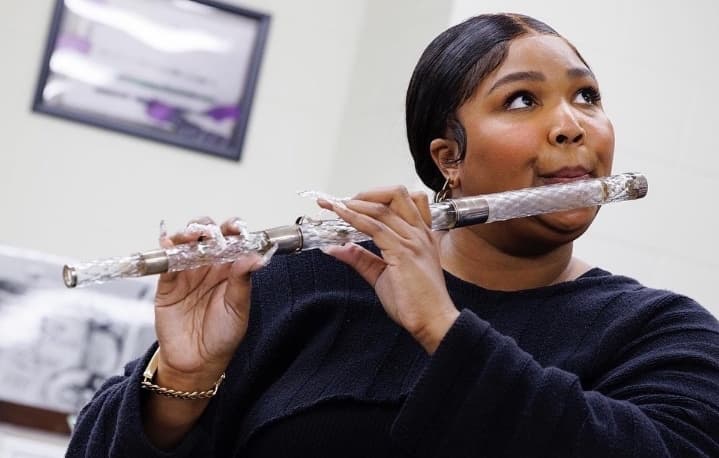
[32,0,270,161]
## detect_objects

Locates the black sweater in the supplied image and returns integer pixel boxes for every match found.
[66,248,719,457]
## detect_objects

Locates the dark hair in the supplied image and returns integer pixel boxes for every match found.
[405,13,562,191]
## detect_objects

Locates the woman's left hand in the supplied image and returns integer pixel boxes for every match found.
[318,186,459,354]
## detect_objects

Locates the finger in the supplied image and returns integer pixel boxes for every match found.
[186,217,216,240]
[223,252,265,310]
[159,234,174,249]
[410,192,432,227]
[318,199,403,250]
[220,217,248,237]
[185,217,224,243]
[321,243,386,287]
[158,217,218,283]
[343,199,416,240]
[162,216,216,246]
[166,230,202,246]
[352,186,425,228]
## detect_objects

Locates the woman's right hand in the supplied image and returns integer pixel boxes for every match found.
[152,217,265,390]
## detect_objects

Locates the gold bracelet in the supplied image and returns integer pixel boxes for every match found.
[140,348,226,400]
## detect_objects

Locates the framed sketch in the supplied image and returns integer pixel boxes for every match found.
[32,0,271,161]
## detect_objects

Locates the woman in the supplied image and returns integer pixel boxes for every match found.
[67,13,719,457]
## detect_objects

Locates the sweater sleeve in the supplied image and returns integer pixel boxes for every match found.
[391,300,719,457]
[65,344,219,458]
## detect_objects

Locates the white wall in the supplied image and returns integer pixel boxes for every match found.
[448,0,719,316]
[328,0,452,194]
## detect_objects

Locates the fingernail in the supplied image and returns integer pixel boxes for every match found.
[316,196,347,210]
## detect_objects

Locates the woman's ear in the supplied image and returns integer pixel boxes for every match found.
[430,138,460,185]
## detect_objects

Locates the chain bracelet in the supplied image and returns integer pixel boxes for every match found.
[140,347,226,400]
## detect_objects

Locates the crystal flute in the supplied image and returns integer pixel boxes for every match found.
[63,172,647,288]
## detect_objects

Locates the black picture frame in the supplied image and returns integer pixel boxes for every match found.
[32,0,270,161]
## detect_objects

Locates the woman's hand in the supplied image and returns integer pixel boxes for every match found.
[153,217,265,390]
[318,187,459,354]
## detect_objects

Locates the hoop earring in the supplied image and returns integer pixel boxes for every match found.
[433,178,452,203]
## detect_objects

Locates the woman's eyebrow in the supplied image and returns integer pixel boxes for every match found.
[488,71,545,94]
[487,67,597,95]
[567,67,596,81]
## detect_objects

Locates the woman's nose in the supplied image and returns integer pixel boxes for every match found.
[548,104,585,146]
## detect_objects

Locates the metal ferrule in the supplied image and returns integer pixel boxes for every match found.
[629,173,649,199]
[263,224,303,254]
[450,197,490,228]
[63,265,78,288]
[139,249,170,275]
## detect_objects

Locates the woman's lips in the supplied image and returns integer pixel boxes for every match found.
[539,173,592,185]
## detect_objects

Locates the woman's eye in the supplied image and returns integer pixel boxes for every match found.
[505,92,535,110]
[574,87,601,105]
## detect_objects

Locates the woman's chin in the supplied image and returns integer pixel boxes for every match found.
[535,207,598,234]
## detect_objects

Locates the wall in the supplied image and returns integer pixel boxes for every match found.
[449,0,719,315]
[328,0,452,194]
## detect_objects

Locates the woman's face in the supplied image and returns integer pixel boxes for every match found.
[446,34,615,253]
